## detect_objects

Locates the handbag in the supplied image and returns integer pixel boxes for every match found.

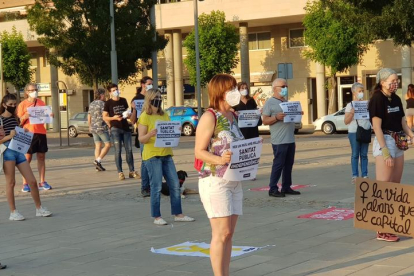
[389,131,409,151]
[356,121,371,143]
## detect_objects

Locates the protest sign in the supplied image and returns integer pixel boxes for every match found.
[354,177,414,237]
[154,121,181,147]
[27,106,53,124]
[352,101,369,120]
[8,127,34,154]
[134,100,144,118]
[238,110,261,128]
[279,101,302,123]
[223,137,262,181]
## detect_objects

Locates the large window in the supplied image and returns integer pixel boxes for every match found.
[248,32,271,50]
[289,29,306,48]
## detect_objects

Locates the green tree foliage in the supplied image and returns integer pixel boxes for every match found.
[303,1,370,113]
[27,0,167,89]
[0,27,32,93]
[183,11,239,87]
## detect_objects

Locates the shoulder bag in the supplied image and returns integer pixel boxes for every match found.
[351,102,371,144]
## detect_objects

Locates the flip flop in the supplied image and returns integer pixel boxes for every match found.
[0,263,7,269]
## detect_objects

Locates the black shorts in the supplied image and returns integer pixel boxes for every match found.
[27,134,48,154]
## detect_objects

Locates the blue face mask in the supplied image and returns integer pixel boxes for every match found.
[280,87,288,98]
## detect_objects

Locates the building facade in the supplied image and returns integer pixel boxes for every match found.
[0,0,413,127]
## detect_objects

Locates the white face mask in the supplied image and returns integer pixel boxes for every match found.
[29,91,38,99]
[111,90,120,98]
[225,88,241,107]
[146,84,153,90]
[240,89,248,96]
[357,92,364,100]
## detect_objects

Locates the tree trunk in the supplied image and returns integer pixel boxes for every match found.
[92,77,98,92]
[327,74,337,114]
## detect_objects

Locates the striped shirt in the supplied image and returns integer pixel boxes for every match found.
[0,115,18,136]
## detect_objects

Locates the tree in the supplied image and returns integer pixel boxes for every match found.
[0,27,32,98]
[27,0,167,90]
[183,10,239,88]
[303,1,370,114]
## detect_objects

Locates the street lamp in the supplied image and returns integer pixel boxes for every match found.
[110,0,118,84]
[194,0,203,119]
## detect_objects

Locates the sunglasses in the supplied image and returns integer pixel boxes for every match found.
[275,85,288,88]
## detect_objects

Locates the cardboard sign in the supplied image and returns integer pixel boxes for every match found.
[352,101,369,120]
[223,137,262,181]
[238,110,261,128]
[8,127,34,154]
[154,121,181,147]
[354,177,414,237]
[27,106,53,124]
[279,101,302,123]
[134,100,144,118]
[298,207,354,221]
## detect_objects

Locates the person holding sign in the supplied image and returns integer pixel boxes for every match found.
[233,82,262,139]
[17,83,53,192]
[138,89,194,225]
[1,94,52,221]
[368,68,414,242]
[262,78,301,198]
[344,82,371,184]
[195,74,244,276]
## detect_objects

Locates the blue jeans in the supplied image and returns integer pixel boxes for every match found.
[111,128,134,173]
[140,144,150,191]
[269,143,295,193]
[144,155,182,218]
[348,132,369,177]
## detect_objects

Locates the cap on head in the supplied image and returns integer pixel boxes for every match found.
[376,68,397,83]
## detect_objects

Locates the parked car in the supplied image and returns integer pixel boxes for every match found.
[68,112,134,138]
[258,121,302,134]
[313,108,347,135]
[166,107,199,136]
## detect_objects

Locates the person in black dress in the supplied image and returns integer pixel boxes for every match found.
[233,82,262,139]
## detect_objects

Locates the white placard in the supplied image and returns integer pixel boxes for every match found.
[352,101,369,120]
[154,121,181,147]
[279,101,302,123]
[27,106,53,124]
[223,137,262,181]
[134,100,144,118]
[8,127,34,154]
[238,110,261,128]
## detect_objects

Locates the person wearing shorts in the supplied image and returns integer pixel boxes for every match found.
[368,68,414,242]
[195,74,245,276]
[17,83,53,192]
[88,89,111,171]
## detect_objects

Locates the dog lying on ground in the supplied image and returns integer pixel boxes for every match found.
[161,170,198,199]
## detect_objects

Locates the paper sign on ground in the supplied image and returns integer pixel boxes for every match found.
[352,101,369,120]
[151,242,260,258]
[279,101,302,123]
[249,184,312,192]
[223,137,262,181]
[8,127,34,154]
[238,110,261,128]
[298,207,354,221]
[154,121,181,148]
[134,100,144,118]
[27,106,53,124]
[354,177,414,237]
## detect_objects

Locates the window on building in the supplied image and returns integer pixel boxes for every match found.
[289,29,306,48]
[248,32,271,50]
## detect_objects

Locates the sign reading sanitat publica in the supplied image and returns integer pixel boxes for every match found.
[354,177,414,237]
[154,121,181,148]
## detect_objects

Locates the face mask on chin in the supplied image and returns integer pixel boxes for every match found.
[225,88,241,107]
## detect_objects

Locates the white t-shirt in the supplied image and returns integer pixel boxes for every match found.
[345,102,371,133]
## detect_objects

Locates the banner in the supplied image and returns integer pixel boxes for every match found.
[151,242,261,258]
[279,101,302,123]
[352,101,369,120]
[223,137,262,181]
[27,106,53,124]
[154,121,181,147]
[354,177,414,237]
[8,127,34,154]
[134,100,144,118]
[238,110,261,128]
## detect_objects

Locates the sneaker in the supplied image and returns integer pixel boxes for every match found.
[119,172,125,180]
[352,177,357,185]
[21,184,30,193]
[9,210,25,221]
[36,206,52,217]
[129,171,141,179]
[94,160,106,171]
[141,190,150,197]
[376,232,400,242]
[39,182,52,190]
[174,215,195,222]
[154,218,168,225]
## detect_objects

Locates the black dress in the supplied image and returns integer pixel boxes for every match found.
[234,98,262,139]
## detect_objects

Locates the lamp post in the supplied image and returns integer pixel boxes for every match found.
[110,0,118,84]
[194,0,203,119]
